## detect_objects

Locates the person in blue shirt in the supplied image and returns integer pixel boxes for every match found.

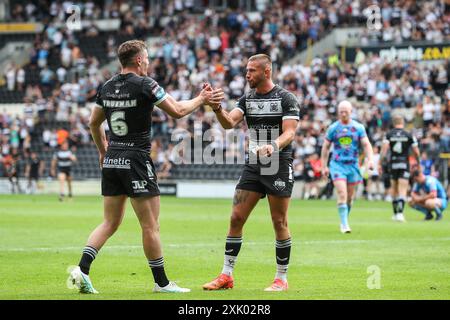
[419,151,435,176]
[321,101,374,233]
[409,169,447,221]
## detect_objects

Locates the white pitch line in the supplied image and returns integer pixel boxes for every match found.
[1,238,450,252]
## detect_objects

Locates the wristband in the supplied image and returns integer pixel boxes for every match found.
[213,105,222,113]
[270,141,279,152]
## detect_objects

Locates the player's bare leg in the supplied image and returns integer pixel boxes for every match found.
[334,179,351,233]
[130,196,163,260]
[228,189,262,236]
[203,189,261,290]
[67,175,73,199]
[347,183,357,214]
[265,195,291,291]
[130,195,190,293]
[58,173,66,201]
[69,195,127,294]
[87,195,127,249]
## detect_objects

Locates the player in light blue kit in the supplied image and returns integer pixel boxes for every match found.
[321,101,374,233]
[409,169,447,221]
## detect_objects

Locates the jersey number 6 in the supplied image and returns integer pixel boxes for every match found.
[110,111,128,136]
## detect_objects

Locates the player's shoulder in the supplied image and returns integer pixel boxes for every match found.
[244,88,257,100]
[351,119,364,127]
[351,120,366,131]
[327,120,340,131]
[130,74,159,90]
[276,85,298,101]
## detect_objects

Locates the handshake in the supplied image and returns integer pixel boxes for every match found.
[200,82,224,112]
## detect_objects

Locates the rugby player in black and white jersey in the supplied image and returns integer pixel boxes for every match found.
[67,40,224,294]
[203,54,301,292]
[380,115,420,222]
[51,140,76,201]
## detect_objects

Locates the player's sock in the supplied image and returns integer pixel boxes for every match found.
[434,205,442,216]
[347,203,352,216]
[148,257,169,287]
[78,245,98,275]
[275,238,291,281]
[338,203,349,226]
[221,236,242,276]
[397,197,406,214]
[392,199,399,214]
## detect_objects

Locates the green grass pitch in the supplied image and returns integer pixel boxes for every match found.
[0,194,449,300]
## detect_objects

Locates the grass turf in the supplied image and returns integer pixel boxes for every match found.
[0,194,449,300]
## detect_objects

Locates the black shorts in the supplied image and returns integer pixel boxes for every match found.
[236,157,294,198]
[58,167,71,177]
[101,149,160,198]
[391,169,410,180]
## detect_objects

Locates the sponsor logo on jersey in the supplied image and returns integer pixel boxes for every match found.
[105,92,131,99]
[338,136,353,146]
[252,123,280,130]
[246,99,282,115]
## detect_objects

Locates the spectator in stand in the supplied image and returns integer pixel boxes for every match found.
[420,151,436,176]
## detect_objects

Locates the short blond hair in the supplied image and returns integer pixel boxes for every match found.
[392,114,404,126]
[248,54,272,69]
[117,40,147,67]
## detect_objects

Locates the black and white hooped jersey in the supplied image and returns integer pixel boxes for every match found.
[53,150,74,168]
[383,128,418,170]
[95,73,167,153]
[236,85,301,156]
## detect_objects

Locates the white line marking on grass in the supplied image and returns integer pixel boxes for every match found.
[2,237,450,252]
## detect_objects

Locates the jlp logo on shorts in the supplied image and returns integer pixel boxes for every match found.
[132,180,148,193]
[273,178,286,191]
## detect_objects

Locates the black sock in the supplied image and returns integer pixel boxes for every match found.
[78,246,98,275]
[392,200,399,214]
[397,198,405,214]
[275,238,291,278]
[148,257,169,287]
[225,236,243,257]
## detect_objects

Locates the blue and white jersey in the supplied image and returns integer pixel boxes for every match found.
[325,120,367,163]
[412,176,447,200]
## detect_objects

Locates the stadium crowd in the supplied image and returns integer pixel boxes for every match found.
[1,0,450,198]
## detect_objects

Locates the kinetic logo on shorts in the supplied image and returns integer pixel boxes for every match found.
[102,157,131,169]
